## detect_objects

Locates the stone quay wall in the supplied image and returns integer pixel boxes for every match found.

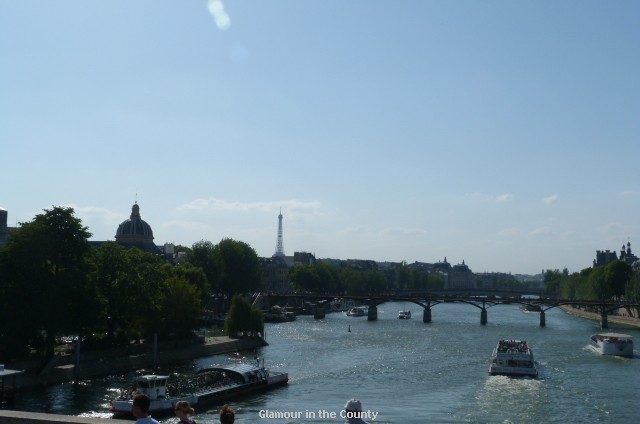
[8,336,267,388]
[0,410,130,424]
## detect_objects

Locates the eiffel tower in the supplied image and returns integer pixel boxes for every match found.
[274,209,285,257]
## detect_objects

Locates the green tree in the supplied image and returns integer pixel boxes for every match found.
[396,262,411,290]
[588,266,611,300]
[315,262,342,292]
[361,270,386,293]
[169,262,211,305]
[87,242,128,341]
[341,268,363,295]
[289,265,320,292]
[189,240,217,292]
[1,206,95,357]
[213,238,262,296]
[120,248,169,338]
[157,276,204,336]
[426,273,445,291]
[560,272,581,299]
[543,268,568,294]
[625,271,640,302]
[225,294,263,337]
[604,260,632,300]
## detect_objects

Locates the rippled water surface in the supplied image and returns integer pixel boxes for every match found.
[12,302,640,423]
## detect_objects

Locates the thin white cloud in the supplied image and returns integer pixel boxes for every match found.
[602,222,640,234]
[470,192,513,203]
[497,227,520,237]
[620,190,640,197]
[177,197,321,214]
[162,219,215,233]
[69,204,123,225]
[338,225,369,236]
[529,227,552,237]
[380,226,428,236]
[495,194,513,203]
[543,194,559,205]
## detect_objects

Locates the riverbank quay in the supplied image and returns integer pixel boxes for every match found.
[7,336,267,389]
[560,305,640,328]
[0,410,131,424]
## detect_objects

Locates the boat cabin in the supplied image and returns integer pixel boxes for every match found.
[133,375,170,400]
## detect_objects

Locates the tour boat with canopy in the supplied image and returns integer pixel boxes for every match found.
[110,360,288,416]
[488,339,538,377]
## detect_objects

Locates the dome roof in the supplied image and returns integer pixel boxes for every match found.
[115,202,154,242]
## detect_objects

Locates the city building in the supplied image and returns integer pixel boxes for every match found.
[114,202,162,254]
[619,242,639,266]
[593,249,618,267]
[448,260,476,290]
[593,241,639,268]
[0,207,18,247]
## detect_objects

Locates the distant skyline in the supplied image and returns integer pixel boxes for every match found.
[2,1,639,275]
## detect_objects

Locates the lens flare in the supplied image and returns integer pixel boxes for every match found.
[207,0,231,30]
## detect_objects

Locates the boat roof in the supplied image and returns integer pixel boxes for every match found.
[0,368,24,378]
[595,333,633,339]
[136,374,170,381]
[198,363,263,375]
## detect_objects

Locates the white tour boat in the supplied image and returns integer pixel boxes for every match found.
[590,333,634,357]
[111,361,288,416]
[398,310,411,319]
[488,339,538,377]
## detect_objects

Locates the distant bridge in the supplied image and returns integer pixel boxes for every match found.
[262,292,640,328]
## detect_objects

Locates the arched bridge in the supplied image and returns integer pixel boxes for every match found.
[262,292,640,328]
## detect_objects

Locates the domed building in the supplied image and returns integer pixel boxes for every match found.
[115,202,161,254]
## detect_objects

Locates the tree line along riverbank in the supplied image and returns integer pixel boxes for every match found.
[560,305,640,329]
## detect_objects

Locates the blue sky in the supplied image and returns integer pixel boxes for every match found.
[1,1,639,275]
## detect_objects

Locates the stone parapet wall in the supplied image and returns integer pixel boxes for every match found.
[0,410,130,424]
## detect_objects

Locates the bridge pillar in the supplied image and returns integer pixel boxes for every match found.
[480,308,487,325]
[539,310,546,327]
[600,311,608,328]
[313,306,325,319]
[423,307,432,323]
[367,305,378,321]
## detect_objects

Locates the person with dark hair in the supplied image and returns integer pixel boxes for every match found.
[132,394,160,424]
[220,404,235,424]
[175,400,196,424]
[344,399,369,424]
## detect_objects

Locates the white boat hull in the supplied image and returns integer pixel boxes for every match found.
[488,365,538,377]
[111,367,288,416]
[591,333,633,357]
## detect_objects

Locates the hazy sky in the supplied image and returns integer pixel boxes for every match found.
[2,1,639,275]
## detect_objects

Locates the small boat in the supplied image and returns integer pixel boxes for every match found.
[398,310,411,319]
[346,307,366,317]
[590,333,634,357]
[263,306,296,323]
[520,303,542,312]
[488,339,537,377]
[110,361,288,416]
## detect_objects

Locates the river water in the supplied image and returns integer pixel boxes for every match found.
[11,302,640,423]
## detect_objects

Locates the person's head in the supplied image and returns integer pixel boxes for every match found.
[220,404,235,424]
[132,393,151,418]
[344,398,363,414]
[175,400,195,419]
